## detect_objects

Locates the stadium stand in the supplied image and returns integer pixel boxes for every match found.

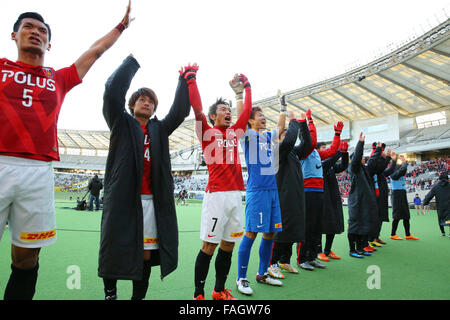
[54,18,449,204]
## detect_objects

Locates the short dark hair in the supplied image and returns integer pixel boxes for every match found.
[316,142,326,149]
[14,12,51,41]
[208,97,230,126]
[128,87,158,116]
[248,107,262,128]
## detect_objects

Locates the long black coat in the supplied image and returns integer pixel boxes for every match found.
[372,153,396,223]
[98,56,190,281]
[320,150,348,235]
[423,179,450,226]
[347,140,379,235]
[389,163,410,220]
[275,120,312,243]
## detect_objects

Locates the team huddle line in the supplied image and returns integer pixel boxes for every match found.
[1,2,449,301]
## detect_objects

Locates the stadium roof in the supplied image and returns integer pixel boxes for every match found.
[168,19,450,154]
[57,19,450,154]
[58,129,110,150]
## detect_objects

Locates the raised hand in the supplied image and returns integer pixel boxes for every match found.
[359,132,365,142]
[391,151,397,161]
[340,141,349,153]
[306,109,313,124]
[120,0,134,30]
[334,121,344,136]
[278,89,287,113]
[229,74,244,99]
[239,73,250,88]
[179,63,199,80]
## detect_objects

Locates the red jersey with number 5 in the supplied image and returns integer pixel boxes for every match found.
[0,58,82,161]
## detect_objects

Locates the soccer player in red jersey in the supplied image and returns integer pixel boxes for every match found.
[185,66,252,300]
[0,2,133,300]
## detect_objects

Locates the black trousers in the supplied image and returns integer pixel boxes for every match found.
[271,242,293,265]
[317,234,335,255]
[297,192,323,264]
[348,233,366,253]
[391,219,410,236]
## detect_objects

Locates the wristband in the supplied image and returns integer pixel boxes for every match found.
[236,93,243,100]
[280,105,287,113]
[115,23,125,33]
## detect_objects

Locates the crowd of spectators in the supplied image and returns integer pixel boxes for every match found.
[173,174,208,192]
[336,157,449,198]
[54,172,92,191]
[55,158,448,197]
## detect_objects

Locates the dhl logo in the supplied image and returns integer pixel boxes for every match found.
[230,232,243,238]
[20,229,56,241]
[144,238,158,244]
[274,223,282,229]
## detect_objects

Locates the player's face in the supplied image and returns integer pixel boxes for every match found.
[361,157,366,165]
[249,111,266,130]
[212,104,232,128]
[319,145,326,151]
[12,18,51,55]
[131,95,155,119]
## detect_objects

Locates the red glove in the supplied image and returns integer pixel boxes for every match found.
[179,63,199,80]
[239,73,251,88]
[306,109,313,124]
[340,141,348,153]
[334,121,344,136]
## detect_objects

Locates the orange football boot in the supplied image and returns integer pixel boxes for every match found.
[212,289,238,300]
[317,253,330,262]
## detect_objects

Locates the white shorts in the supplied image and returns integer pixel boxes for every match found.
[142,196,159,250]
[0,156,56,248]
[200,191,244,244]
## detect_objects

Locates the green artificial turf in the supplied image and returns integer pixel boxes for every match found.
[0,192,449,300]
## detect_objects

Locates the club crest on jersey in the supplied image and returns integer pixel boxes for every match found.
[42,67,54,78]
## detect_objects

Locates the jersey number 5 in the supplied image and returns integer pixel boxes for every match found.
[22,89,33,107]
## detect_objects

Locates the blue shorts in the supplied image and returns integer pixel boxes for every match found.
[245,190,282,233]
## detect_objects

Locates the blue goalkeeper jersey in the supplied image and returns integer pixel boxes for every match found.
[241,129,278,191]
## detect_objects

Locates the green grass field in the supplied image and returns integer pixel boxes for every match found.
[0,191,449,300]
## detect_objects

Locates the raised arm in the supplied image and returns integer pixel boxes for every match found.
[75,0,133,80]
[323,151,342,172]
[183,64,210,140]
[292,113,312,160]
[159,65,192,136]
[317,121,343,160]
[103,55,140,129]
[367,143,382,176]
[350,132,365,174]
[232,74,252,136]
[275,91,287,137]
[422,187,436,206]
[300,109,317,160]
[278,112,303,160]
[383,155,397,177]
[389,157,408,180]
[229,74,244,118]
[334,141,349,174]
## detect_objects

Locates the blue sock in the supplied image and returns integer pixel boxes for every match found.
[237,235,254,280]
[258,238,274,276]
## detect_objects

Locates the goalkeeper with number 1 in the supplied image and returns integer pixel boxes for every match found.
[231,76,287,296]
